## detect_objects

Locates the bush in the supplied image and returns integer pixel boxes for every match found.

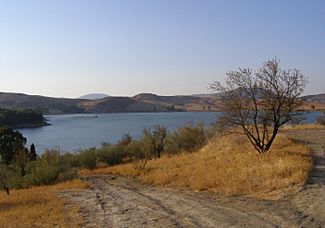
[96,144,126,166]
[166,123,207,153]
[1,122,214,190]
[128,140,151,171]
[0,164,13,190]
[1,149,79,189]
[57,169,78,183]
[78,148,97,170]
[61,152,80,168]
[316,112,325,125]
[25,160,60,186]
[24,150,78,186]
[118,133,133,146]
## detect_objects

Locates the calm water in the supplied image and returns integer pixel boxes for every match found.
[18,112,221,153]
[18,111,323,153]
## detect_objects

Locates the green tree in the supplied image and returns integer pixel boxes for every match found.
[29,143,37,161]
[0,127,26,164]
[0,108,45,127]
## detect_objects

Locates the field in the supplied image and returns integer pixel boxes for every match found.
[0,179,87,227]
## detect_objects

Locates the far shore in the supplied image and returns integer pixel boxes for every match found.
[11,122,51,129]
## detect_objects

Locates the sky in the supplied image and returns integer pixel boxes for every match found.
[0,0,324,98]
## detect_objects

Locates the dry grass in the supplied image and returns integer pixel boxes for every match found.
[0,179,87,228]
[83,133,311,200]
[281,123,325,131]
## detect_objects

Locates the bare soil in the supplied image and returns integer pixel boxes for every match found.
[59,130,325,227]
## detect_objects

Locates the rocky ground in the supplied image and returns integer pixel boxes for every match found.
[59,130,325,228]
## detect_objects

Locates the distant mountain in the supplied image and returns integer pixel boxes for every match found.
[301,93,325,110]
[0,92,84,114]
[79,93,223,113]
[302,93,325,103]
[0,91,324,114]
[0,92,224,114]
[78,93,110,100]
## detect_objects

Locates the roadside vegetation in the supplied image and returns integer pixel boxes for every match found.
[83,132,310,200]
[0,122,208,192]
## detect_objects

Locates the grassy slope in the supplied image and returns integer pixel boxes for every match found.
[82,133,312,200]
[0,179,87,227]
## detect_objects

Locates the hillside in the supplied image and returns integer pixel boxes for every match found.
[0,92,84,114]
[302,93,325,103]
[0,92,223,114]
[0,92,324,114]
[132,93,222,111]
[301,93,325,110]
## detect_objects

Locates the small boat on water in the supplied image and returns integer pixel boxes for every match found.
[72,115,99,119]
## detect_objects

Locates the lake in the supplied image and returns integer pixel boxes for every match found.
[18,111,323,153]
[18,112,220,153]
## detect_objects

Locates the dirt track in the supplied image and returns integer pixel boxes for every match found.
[59,130,325,227]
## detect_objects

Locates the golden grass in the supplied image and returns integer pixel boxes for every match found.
[281,123,325,131]
[0,179,87,228]
[82,133,311,200]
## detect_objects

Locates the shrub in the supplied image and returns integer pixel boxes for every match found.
[0,164,13,191]
[26,161,58,185]
[118,133,133,146]
[96,145,126,166]
[60,152,80,167]
[56,168,78,182]
[24,150,78,186]
[78,148,97,170]
[166,123,207,153]
[316,112,325,125]
[128,140,151,171]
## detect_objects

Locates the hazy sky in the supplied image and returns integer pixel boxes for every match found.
[0,0,324,98]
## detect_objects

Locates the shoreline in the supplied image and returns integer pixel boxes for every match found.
[11,122,51,129]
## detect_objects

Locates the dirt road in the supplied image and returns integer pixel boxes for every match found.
[59,130,325,227]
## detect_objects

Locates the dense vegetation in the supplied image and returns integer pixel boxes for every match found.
[0,123,210,191]
[94,132,311,200]
[0,108,47,128]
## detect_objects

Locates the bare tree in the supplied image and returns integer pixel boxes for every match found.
[143,125,168,158]
[210,59,307,153]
